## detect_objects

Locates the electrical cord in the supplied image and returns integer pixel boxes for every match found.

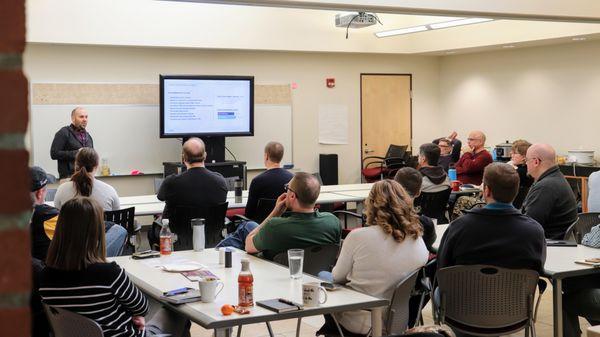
[225,145,237,162]
[345,12,383,39]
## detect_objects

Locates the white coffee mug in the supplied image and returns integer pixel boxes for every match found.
[198,277,224,303]
[302,282,328,307]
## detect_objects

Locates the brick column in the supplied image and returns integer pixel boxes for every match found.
[0,1,32,336]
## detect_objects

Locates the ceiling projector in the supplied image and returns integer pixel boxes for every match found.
[335,12,379,28]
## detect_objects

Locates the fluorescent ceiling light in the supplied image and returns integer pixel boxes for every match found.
[375,25,428,38]
[429,18,494,30]
[375,17,494,38]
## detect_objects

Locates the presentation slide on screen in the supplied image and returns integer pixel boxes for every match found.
[163,79,251,135]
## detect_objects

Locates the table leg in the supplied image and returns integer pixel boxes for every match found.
[214,327,233,337]
[553,278,563,337]
[371,306,384,337]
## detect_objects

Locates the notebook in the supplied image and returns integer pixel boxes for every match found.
[256,299,303,313]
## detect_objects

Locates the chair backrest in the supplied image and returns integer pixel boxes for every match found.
[43,304,104,337]
[45,188,58,202]
[170,202,228,249]
[386,268,421,335]
[569,212,600,243]
[153,178,164,194]
[104,207,136,236]
[386,144,408,159]
[272,244,340,276]
[254,198,277,224]
[437,265,538,334]
[414,188,452,224]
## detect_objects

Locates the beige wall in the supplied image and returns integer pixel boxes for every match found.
[439,39,600,158]
[24,44,442,195]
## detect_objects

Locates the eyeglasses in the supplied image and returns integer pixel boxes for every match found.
[467,138,481,142]
[284,183,296,194]
[525,157,541,163]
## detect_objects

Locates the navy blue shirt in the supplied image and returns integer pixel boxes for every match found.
[245,168,293,223]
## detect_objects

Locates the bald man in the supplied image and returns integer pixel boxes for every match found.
[522,143,577,239]
[157,137,228,219]
[454,130,493,185]
[50,107,94,179]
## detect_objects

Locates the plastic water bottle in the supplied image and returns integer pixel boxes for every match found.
[448,168,457,181]
[159,219,173,256]
[191,218,205,252]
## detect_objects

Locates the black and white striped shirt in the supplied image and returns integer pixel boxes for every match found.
[40,262,149,337]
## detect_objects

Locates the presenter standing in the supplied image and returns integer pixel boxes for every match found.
[50,107,94,179]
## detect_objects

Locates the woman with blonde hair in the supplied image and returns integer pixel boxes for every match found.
[317,179,429,335]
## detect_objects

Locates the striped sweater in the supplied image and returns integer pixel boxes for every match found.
[39,262,148,337]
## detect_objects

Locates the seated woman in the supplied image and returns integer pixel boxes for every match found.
[318,180,429,336]
[507,139,534,209]
[54,147,120,211]
[39,197,190,337]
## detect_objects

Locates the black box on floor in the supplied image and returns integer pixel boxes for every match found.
[319,154,338,186]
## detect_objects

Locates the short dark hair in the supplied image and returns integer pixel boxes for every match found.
[290,172,320,207]
[393,167,423,198]
[46,197,106,270]
[483,163,520,203]
[265,141,284,163]
[420,143,441,166]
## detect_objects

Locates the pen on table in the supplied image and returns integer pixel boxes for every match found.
[164,288,189,296]
[278,298,302,309]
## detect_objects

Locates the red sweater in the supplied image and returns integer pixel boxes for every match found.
[455,150,493,185]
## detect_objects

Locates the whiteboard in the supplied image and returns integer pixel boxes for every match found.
[30,104,293,175]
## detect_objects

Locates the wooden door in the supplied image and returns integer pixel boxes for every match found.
[361,74,412,168]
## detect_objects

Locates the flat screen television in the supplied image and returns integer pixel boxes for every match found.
[160,75,254,138]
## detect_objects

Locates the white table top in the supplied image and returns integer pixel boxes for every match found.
[320,184,373,193]
[109,250,387,330]
[432,223,600,279]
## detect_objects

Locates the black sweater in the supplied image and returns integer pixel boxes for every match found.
[245,168,293,223]
[50,125,94,179]
[437,205,546,274]
[522,166,577,239]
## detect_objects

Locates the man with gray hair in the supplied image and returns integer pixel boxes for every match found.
[522,143,577,239]
[50,107,94,179]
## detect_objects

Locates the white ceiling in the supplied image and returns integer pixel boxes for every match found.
[27,0,600,54]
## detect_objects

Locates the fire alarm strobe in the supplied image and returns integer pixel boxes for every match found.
[326,78,335,88]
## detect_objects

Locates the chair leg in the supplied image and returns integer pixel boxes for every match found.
[332,315,345,337]
[266,322,275,337]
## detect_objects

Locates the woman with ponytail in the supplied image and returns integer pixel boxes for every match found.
[54,147,120,211]
[318,179,429,335]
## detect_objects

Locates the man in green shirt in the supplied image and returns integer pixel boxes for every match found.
[219,172,340,260]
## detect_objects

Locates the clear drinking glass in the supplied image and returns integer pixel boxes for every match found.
[287,249,304,279]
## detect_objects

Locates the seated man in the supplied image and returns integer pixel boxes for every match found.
[522,143,577,239]
[218,172,341,260]
[454,130,493,185]
[29,166,127,259]
[157,137,228,218]
[244,141,293,223]
[418,143,451,193]
[393,167,437,253]
[436,138,454,172]
[433,131,462,164]
[437,163,547,273]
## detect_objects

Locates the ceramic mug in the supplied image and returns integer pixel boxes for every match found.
[302,282,328,307]
[198,277,224,303]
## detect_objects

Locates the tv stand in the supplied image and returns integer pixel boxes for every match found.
[182,136,225,163]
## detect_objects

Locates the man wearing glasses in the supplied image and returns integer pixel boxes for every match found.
[522,143,577,240]
[454,130,493,185]
[217,172,341,260]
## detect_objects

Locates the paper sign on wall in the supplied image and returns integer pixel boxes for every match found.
[318,104,348,145]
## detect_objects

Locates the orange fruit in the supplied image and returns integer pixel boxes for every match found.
[221,304,234,316]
